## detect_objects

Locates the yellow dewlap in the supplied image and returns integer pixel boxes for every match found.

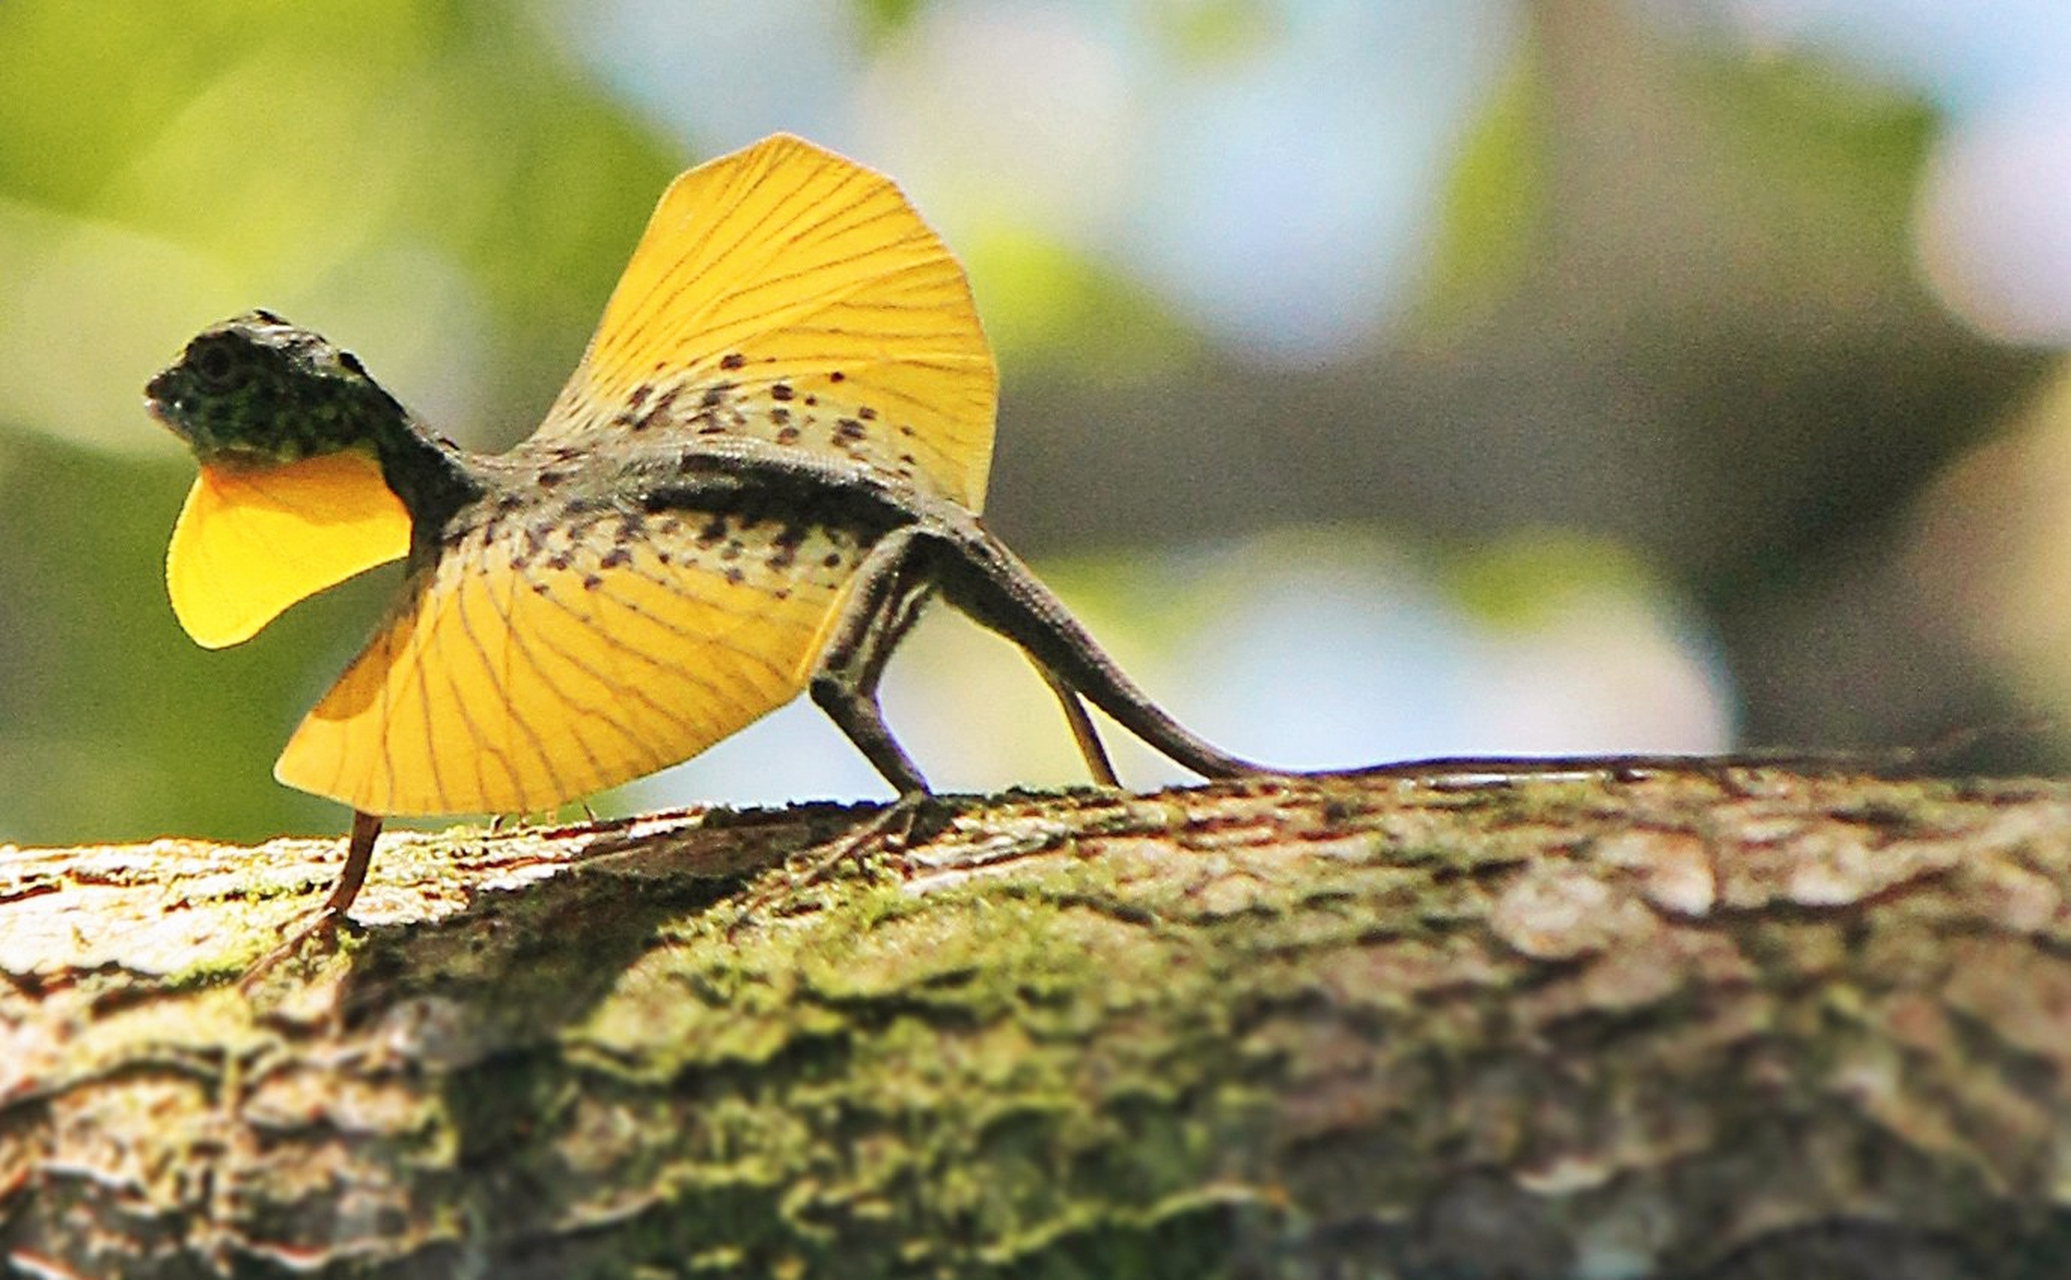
[167,451,410,649]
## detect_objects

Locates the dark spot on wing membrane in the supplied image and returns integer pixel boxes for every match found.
[634,385,681,432]
[514,525,551,569]
[770,383,794,402]
[720,352,745,371]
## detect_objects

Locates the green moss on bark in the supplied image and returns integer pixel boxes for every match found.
[7,772,2071,1277]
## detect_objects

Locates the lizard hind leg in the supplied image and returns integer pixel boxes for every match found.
[1035,662,1119,786]
[731,525,941,928]
[808,526,934,796]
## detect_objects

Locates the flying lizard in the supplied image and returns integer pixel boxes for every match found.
[147,133,1263,941]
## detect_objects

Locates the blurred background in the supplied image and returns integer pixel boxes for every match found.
[4,0,2070,845]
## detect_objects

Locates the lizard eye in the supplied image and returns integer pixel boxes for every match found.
[188,338,241,393]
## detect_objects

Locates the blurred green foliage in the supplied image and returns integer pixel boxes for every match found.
[1412,52,1544,334]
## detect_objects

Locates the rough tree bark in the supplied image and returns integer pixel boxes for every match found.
[3,767,2070,1279]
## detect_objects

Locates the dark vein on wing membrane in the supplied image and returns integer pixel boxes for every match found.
[572,554,819,693]
[523,564,721,747]
[371,602,403,804]
[688,257,961,350]
[401,560,470,808]
[483,558,582,806]
[624,169,852,352]
[500,570,677,782]
[615,200,939,365]
[492,539,562,809]
[448,563,523,806]
[715,232,951,319]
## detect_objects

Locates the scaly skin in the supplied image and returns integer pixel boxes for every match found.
[146,312,481,546]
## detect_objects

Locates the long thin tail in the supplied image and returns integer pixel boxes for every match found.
[928,522,1265,780]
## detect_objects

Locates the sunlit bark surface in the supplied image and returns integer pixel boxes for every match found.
[4,769,2070,1278]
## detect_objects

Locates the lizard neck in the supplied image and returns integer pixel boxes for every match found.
[367,413,486,561]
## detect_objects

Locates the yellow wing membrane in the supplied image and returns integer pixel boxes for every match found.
[275,506,865,815]
[535,133,998,510]
[167,451,411,649]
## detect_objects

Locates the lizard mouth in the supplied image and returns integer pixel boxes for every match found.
[143,372,188,438]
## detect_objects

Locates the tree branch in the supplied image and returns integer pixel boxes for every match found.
[4,768,2069,1278]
